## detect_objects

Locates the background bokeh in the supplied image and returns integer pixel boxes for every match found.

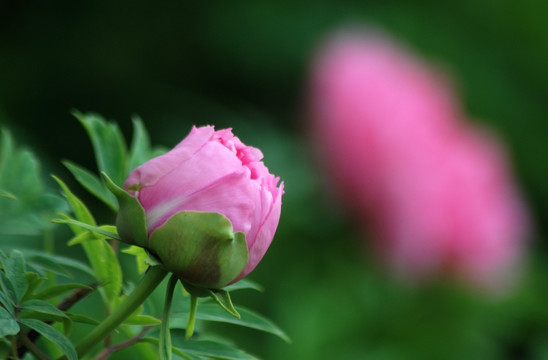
[1,1,548,359]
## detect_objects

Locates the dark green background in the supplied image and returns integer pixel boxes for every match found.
[1,1,547,359]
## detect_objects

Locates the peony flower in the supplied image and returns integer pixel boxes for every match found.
[309,29,528,289]
[110,125,283,289]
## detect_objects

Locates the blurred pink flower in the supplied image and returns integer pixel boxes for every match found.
[309,29,528,289]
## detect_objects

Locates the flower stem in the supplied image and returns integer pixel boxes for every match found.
[160,275,178,360]
[70,266,168,359]
[185,295,198,339]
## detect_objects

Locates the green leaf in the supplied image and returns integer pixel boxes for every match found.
[85,238,121,307]
[0,306,19,337]
[139,337,195,360]
[148,211,249,289]
[0,189,16,199]
[1,250,28,304]
[207,289,240,319]
[171,305,290,343]
[74,111,128,187]
[65,312,100,326]
[53,177,122,307]
[66,230,96,246]
[63,160,117,211]
[121,246,149,274]
[0,284,15,314]
[52,218,120,241]
[128,116,152,173]
[0,129,67,236]
[18,318,77,360]
[19,299,69,323]
[123,314,161,326]
[52,176,96,227]
[224,278,264,293]
[23,251,95,278]
[0,129,14,179]
[103,172,148,248]
[0,269,17,306]
[173,338,259,360]
[33,283,93,301]
[22,272,46,302]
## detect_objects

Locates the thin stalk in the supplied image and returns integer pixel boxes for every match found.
[61,266,168,360]
[160,275,178,360]
[11,335,19,360]
[19,331,51,360]
[185,295,198,340]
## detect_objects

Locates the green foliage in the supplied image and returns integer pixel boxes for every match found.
[18,318,77,360]
[2,3,548,359]
[0,250,84,360]
[53,175,122,308]
[0,129,67,236]
[0,115,285,360]
[171,305,290,343]
[65,112,167,210]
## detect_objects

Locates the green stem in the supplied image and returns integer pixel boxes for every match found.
[66,266,168,359]
[11,335,19,360]
[160,275,178,360]
[19,331,50,360]
[185,295,198,340]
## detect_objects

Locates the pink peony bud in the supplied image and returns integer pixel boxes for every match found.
[113,125,283,288]
[309,29,528,289]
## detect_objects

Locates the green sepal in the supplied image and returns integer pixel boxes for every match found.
[149,211,249,290]
[102,172,148,247]
[180,281,210,298]
[207,289,240,319]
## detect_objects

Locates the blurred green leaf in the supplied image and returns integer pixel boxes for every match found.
[0,190,16,199]
[0,250,28,304]
[0,279,15,313]
[33,283,93,301]
[139,337,195,360]
[123,314,162,326]
[53,176,122,307]
[0,129,67,236]
[171,305,290,343]
[62,160,117,211]
[0,271,16,307]
[22,250,95,278]
[66,230,96,246]
[224,279,263,293]
[52,218,120,241]
[121,245,149,274]
[128,115,152,173]
[171,336,258,360]
[0,306,19,337]
[74,111,128,187]
[19,299,69,323]
[22,272,46,302]
[18,318,77,360]
[64,312,100,326]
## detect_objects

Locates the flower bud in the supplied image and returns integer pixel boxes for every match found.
[110,126,283,289]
